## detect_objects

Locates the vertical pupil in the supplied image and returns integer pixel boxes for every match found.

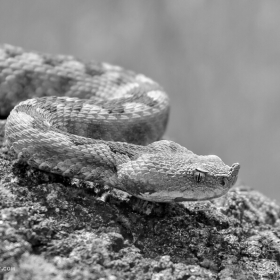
[197,173,200,182]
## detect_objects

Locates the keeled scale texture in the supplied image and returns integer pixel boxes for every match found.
[2,45,240,202]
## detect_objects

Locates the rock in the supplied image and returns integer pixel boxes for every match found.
[1,134,280,279]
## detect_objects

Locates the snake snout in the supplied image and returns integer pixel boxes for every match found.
[229,163,240,186]
[230,163,240,175]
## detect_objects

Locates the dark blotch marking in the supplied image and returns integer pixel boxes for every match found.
[140,93,158,108]
[123,121,155,145]
[43,53,66,67]
[20,71,34,91]
[55,76,76,93]
[42,54,77,93]
[22,69,75,98]
[84,62,104,77]
[101,101,125,114]
[86,122,112,140]
[3,45,23,58]
[107,142,142,160]
[113,75,130,86]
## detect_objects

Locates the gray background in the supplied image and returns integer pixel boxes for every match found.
[1,1,279,201]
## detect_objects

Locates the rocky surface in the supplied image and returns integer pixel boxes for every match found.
[1,121,280,279]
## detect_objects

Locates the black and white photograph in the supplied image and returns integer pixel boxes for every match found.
[0,1,280,279]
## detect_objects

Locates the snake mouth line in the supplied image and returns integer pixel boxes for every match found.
[173,192,228,203]
[137,187,230,203]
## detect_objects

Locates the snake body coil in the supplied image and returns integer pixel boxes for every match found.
[1,45,240,202]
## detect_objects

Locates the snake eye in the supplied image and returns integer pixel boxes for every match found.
[193,170,206,183]
[220,177,227,186]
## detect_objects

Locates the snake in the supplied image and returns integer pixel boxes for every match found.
[0,44,240,203]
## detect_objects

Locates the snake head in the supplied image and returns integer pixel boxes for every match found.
[116,141,240,203]
[192,161,240,192]
[171,156,240,202]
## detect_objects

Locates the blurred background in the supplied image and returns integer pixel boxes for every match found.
[0,0,279,201]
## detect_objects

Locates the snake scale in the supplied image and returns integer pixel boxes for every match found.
[0,44,240,203]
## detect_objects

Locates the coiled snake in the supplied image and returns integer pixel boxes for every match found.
[0,45,240,202]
